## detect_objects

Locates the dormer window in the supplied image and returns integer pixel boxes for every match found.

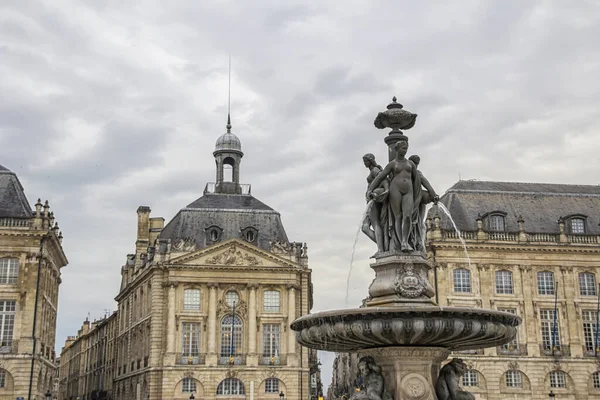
[569,217,585,234]
[489,215,505,231]
[205,226,223,243]
[241,227,258,243]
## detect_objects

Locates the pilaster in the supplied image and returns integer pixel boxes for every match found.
[247,283,258,366]
[165,280,178,363]
[207,282,218,365]
[287,284,298,366]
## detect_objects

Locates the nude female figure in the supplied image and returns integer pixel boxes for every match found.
[368,139,417,252]
[361,154,389,252]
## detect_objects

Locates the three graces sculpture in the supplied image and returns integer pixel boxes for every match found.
[362,97,438,253]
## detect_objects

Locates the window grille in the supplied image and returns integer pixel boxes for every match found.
[505,370,522,387]
[593,371,600,389]
[182,323,200,356]
[217,378,245,395]
[265,378,279,393]
[570,218,585,234]
[540,309,561,349]
[220,315,243,357]
[495,270,513,294]
[264,290,280,312]
[549,371,566,388]
[182,378,196,393]
[537,272,555,295]
[0,259,18,284]
[453,269,471,293]
[579,273,597,296]
[184,289,201,310]
[461,370,478,387]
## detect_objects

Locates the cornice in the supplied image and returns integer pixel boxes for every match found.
[430,241,600,254]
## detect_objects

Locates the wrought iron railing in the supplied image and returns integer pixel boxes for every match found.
[259,355,287,365]
[497,343,527,356]
[218,354,247,365]
[539,344,570,357]
[0,340,17,354]
[177,354,206,365]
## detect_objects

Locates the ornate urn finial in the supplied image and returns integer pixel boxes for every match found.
[374,96,417,132]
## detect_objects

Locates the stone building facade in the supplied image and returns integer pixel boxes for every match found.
[427,180,600,400]
[0,165,68,399]
[60,117,317,400]
[59,312,118,400]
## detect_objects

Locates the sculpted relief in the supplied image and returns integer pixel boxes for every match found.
[205,244,262,266]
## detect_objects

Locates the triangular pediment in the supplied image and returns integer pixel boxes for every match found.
[168,238,301,269]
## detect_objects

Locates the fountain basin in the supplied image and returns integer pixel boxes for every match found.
[291,305,520,352]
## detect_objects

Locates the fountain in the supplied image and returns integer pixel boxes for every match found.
[291,97,520,400]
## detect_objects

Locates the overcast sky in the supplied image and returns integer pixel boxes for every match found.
[2,0,600,390]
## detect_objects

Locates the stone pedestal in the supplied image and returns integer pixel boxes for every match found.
[363,347,449,400]
[367,253,436,306]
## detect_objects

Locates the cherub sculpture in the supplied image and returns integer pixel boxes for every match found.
[434,359,475,400]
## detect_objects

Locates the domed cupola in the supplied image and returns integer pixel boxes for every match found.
[213,115,244,194]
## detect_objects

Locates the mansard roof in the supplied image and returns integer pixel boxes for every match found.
[430,180,600,234]
[159,193,289,252]
[0,165,33,218]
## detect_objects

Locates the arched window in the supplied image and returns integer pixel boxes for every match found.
[265,378,279,393]
[206,226,223,243]
[182,378,196,393]
[537,271,555,295]
[220,315,243,358]
[592,371,600,389]
[184,289,201,310]
[217,378,245,395]
[549,370,566,388]
[461,370,478,387]
[495,270,513,294]
[246,230,255,242]
[505,370,522,388]
[264,290,280,312]
[579,273,597,296]
[569,217,585,234]
[453,269,471,293]
[0,258,18,284]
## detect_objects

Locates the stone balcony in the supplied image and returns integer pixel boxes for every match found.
[539,344,571,357]
[259,355,287,366]
[437,229,599,244]
[218,354,247,365]
[497,343,528,356]
[177,354,206,365]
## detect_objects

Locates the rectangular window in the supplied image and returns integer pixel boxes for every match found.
[220,316,242,357]
[582,310,599,352]
[184,289,201,311]
[0,300,16,346]
[0,259,18,284]
[262,324,280,359]
[579,273,597,296]
[453,269,471,293]
[461,370,478,387]
[489,215,505,231]
[570,218,585,234]
[505,370,522,388]
[540,309,561,349]
[181,322,200,356]
[550,371,566,388]
[537,272,555,295]
[0,369,4,388]
[495,271,513,294]
[263,291,280,312]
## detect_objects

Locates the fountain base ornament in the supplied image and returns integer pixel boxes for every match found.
[291,97,520,400]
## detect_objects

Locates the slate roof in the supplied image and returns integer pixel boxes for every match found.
[0,165,33,218]
[429,180,600,235]
[159,193,289,251]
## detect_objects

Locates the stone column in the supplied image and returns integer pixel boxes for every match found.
[365,347,450,400]
[247,283,258,366]
[207,283,219,365]
[166,281,178,362]
[287,284,297,366]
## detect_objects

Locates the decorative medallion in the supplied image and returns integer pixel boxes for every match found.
[400,373,429,400]
[507,361,519,371]
[205,244,262,266]
[394,263,426,298]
